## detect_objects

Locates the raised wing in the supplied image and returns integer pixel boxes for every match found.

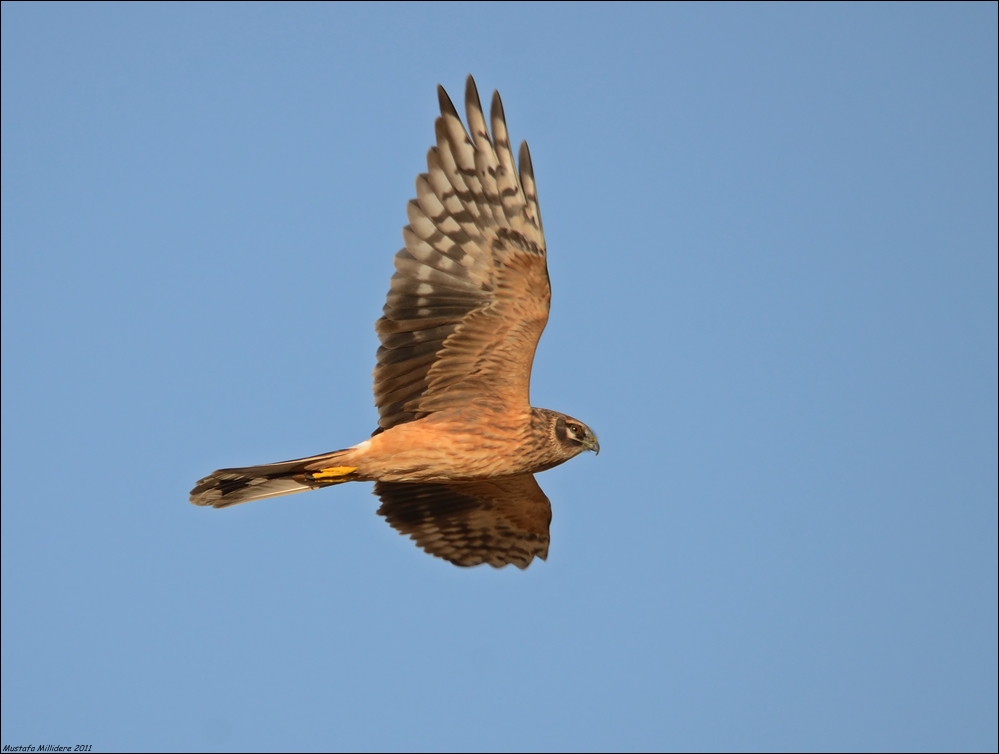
[374,76,549,430]
[374,474,552,568]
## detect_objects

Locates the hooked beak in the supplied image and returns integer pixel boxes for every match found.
[584,436,600,455]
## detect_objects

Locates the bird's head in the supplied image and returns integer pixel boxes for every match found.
[551,412,600,458]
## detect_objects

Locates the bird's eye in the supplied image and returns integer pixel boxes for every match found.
[568,423,581,435]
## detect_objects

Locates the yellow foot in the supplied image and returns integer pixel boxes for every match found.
[310,466,357,481]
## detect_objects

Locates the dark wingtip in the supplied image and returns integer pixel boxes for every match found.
[437,83,459,118]
[465,75,480,109]
[491,89,506,125]
[518,140,534,177]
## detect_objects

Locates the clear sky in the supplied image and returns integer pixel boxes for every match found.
[2,3,996,752]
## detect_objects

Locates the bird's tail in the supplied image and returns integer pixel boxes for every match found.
[190,449,362,508]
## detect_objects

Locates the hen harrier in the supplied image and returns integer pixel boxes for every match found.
[190,76,598,568]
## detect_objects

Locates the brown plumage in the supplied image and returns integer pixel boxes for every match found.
[190,76,598,569]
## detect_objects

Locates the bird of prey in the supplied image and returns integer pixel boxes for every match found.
[190,76,598,569]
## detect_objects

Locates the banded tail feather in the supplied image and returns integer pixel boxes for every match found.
[190,449,358,508]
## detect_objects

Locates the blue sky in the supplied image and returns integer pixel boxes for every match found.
[2,3,996,751]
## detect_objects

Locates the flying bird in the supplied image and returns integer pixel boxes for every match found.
[190,76,598,568]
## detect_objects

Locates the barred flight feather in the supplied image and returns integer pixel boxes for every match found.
[375,473,551,569]
[373,75,550,430]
